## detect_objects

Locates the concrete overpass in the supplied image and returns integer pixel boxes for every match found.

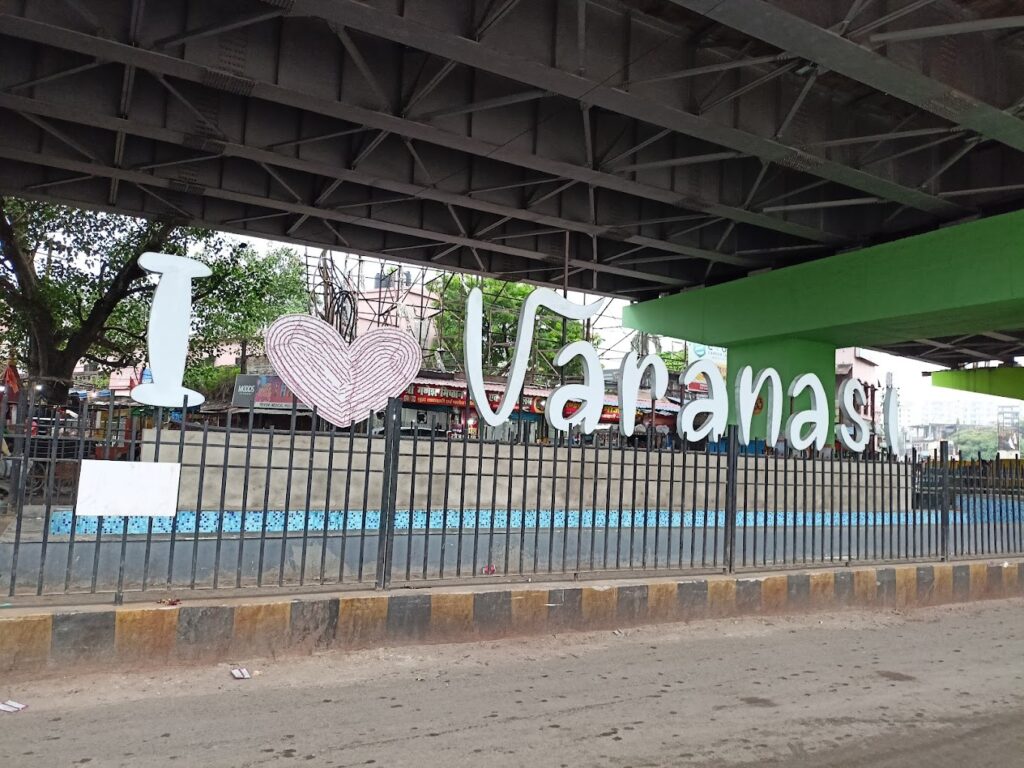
[2,0,1024,370]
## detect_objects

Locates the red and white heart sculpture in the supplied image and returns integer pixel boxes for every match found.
[265,315,421,428]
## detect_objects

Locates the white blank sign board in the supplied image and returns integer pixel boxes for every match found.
[76,460,181,518]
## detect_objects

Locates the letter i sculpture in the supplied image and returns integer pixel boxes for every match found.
[130,252,211,408]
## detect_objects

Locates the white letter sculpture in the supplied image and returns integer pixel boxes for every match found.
[836,378,870,453]
[734,366,783,447]
[546,341,605,434]
[265,315,421,429]
[677,359,728,443]
[464,287,605,427]
[784,373,829,451]
[617,352,669,437]
[131,252,211,408]
[883,373,905,457]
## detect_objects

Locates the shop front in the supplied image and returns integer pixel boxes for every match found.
[402,378,547,441]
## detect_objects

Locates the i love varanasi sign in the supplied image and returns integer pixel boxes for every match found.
[129,255,901,455]
[464,288,903,455]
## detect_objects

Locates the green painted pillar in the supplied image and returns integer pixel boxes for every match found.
[726,338,835,442]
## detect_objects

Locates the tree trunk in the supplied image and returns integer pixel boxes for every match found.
[28,343,73,405]
[239,339,248,374]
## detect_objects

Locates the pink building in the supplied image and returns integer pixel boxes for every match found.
[835,347,883,451]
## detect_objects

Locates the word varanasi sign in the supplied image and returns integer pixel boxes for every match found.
[464,288,904,455]
[128,255,901,455]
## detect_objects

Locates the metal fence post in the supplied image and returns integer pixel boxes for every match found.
[939,440,950,561]
[724,424,739,573]
[375,397,403,590]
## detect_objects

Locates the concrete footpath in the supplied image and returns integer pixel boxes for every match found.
[1,559,1022,676]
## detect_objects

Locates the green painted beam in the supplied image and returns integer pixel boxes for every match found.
[622,210,1024,347]
[932,367,1024,401]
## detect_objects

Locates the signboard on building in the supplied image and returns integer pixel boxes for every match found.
[232,374,307,410]
[997,406,1020,454]
[231,375,258,408]
[403,382,471,408]
[684,342,727,394]
[564,401,620,424]
[404,381,545,414]
[233,375,546,415]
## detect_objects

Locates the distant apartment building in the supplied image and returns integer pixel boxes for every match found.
[901,392,1007,427]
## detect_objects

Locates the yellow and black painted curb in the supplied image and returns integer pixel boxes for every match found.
[2,560,1021,675]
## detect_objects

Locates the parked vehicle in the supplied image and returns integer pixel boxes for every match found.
[0,453,11,513]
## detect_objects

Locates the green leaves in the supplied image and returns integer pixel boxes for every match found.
[956,427,997,461]
[657,349,688,373]
[188,245,307,364]
[435,276,596,381]
[182,363,241,401]
[0,197,306,396]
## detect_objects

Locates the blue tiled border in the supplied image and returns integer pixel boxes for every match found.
[47,507,952,537]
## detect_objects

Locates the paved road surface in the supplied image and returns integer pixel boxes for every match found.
[2,599,1023,767]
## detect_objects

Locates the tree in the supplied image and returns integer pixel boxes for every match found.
[192,246,307,373]
[0,198,307,402]
[657,349,688,373]
[956,427,997,460]
[434,276,597,382]
[183,363,241,402]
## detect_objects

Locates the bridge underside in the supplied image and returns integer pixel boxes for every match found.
[2,0,1024,365]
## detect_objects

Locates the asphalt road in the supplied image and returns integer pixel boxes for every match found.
[2,599,1023,767]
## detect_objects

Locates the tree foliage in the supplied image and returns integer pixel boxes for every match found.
[0,198,306,400]
[956,427,997,461]
[434,276,597,382]
[183,363,241,402]
[657,349,688,373]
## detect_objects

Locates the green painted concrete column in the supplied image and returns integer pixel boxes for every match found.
[726,338,835,441]
[932,367,1024,401]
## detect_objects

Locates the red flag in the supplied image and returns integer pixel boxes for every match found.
[2,361,20,397]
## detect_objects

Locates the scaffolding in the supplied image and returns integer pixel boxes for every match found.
[304,249,357,343]
[299,249,680,386]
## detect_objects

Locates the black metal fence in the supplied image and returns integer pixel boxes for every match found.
[2,391,1022,604]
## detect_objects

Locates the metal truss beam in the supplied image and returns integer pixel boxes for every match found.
[0,92,756,268]
[0,13,838,245]
[869,16,1024,45]
[0,144,689,289]
[151,8,288,50]
[26,185,618,297]
[626,52,798,87]
[415,90,549,121]
[285,0,962,217]
[668,0,1024,155]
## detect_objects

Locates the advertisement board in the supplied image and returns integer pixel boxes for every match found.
[234,376,548,414]
[232,374,306,410]
[684,342,728,394]
[404,382,545,414]
[997,406,1020,454]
